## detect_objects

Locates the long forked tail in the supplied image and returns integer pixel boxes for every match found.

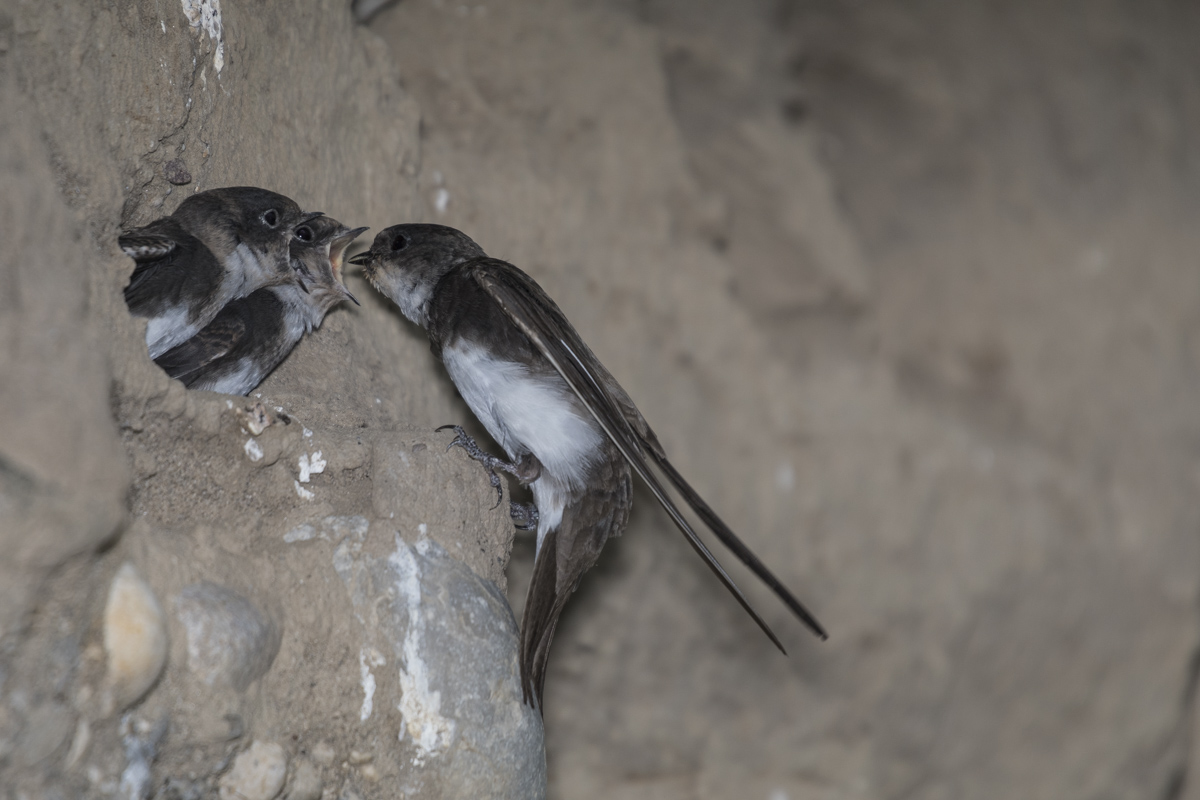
[519,534,562,713]
[650,454,828,640]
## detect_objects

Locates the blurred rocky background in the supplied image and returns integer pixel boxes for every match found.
[2,1,1198,799]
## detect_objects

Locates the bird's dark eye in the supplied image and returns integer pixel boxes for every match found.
[262,209,280,228]
[294,226,313,242]
[391,234,408,252]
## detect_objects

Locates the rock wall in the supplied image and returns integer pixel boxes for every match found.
[1,2,542,798]
[3,1,1200,799]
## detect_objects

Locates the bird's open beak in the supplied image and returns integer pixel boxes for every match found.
[329,227,369,307]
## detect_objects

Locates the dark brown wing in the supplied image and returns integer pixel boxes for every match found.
[119,228,179,302]
[467,260,827,647]
[153,308,247,383]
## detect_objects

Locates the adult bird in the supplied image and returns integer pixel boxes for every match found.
[353,224,826,710]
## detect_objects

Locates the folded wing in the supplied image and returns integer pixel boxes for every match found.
[468,259,827,648]
[153,309,247,384]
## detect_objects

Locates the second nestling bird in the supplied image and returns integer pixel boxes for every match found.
[353,223,827,711]
[152,216,365,395]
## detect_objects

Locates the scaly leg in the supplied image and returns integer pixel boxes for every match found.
[436,425,542,508]
[509,501,540,531]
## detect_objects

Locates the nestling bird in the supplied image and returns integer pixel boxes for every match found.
[153,216,366,395]
[120,186,322,358]
[352,223,826,710]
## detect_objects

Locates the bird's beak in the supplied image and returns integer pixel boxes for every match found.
[348,251,373,267]
[328,227,369,308]
[333,227,371,252]
[329,227,369,275]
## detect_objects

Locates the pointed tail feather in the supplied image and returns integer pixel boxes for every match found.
[520,533,562,712]
[651,454,828,641]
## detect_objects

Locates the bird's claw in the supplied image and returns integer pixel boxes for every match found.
[436,424,505,508]
[509,502,540,531]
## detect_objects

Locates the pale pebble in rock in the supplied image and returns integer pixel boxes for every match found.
[103,563,168,713]
[282,757,322,800]
[309,741,336,767]
[219,740,288,800]
[174,582,281,691]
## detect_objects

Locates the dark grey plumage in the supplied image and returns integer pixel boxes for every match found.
[153,217,365,395]
[353,223,826,711]
[121,186,320,358]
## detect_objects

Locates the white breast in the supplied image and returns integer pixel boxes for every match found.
[145,304,196,359]
[442,339,604,544]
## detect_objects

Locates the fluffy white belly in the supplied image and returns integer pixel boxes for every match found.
[146,304,196,359]
[442,339,603,543]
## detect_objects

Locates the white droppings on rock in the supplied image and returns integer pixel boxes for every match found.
[298,451,326,483]
[235,402,272,434]
[302,427,313,439]
[180,0,225,74]
[283,524,317,543]
[103,564,168,713]
[294,481,314,500]
[358,649,377,722]
[389,535,456,763]
[218,740,288,800]
[417,523,428,536]
[244,438,264,462]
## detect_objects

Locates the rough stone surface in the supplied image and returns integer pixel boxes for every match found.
[2,0,1199,799]
[218,740,288,800]
[174,582,281,691]
[334,535,546,798]
[0,2,537,798]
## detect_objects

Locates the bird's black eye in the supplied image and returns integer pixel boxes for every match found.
[262,209,280,228]
[294,226,313,242]
[391,234,408,251]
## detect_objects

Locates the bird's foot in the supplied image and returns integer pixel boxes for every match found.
[437,424,505,506]
[437,425,543,509]
[509,501,540,531]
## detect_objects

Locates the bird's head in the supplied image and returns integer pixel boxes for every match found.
[289,216,367,310]
[350,223,485,327]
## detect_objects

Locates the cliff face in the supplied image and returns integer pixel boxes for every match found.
[3,1,1200,799]
[1,3,542,798]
